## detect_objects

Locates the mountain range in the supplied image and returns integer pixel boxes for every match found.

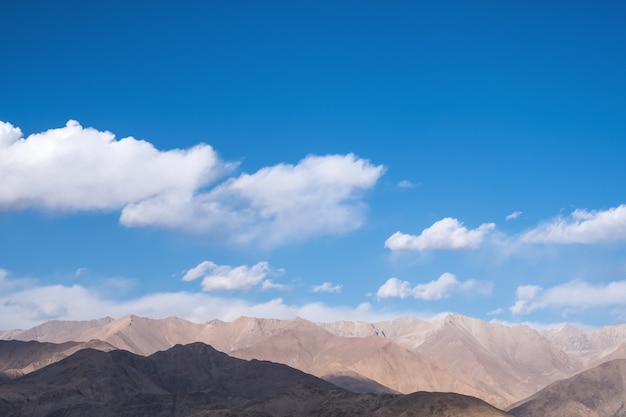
[2,313,626,415]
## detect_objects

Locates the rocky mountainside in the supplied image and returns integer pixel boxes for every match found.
[543,323,626,368]
[228,320,486,398]
[507,358,626,417]
[408,314,576,404]
[0,342,512,417]
[3,313,626,409]
[0,317,114,343]
[0,339,115,378]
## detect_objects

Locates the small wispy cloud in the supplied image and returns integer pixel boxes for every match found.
[397,180,416,189]
[487,308,504,316]
[506,211,522,221]
[260,280,286,291]
[312,282,343,294]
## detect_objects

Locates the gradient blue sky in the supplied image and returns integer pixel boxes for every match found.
[1,1,625,329]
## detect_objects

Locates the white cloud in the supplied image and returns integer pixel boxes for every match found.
[521,205,626,244]
[412,272,460,300]
[182,261,217,282]
[121,153,384,247]
[0,269,35,292]
[459,278,494,296]
[385,217,495,251]
[296,302,388,323]
[182,261,281,292]
[510,285,542,315]
[260,280,286,291]
[0,120,226,211]
[0,120,384,247]
[376,277,413,299]
[0,121,23,148]
[506,211,522,221]
[376,273,491,300]
[510,280,626,315]
[312,282,343,294]
[487,308,504,316]
[397,180,416,188]
[489,318,585,331]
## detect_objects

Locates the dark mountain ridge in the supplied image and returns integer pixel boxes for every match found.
[0,341,512,417]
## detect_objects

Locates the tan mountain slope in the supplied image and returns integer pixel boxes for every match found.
[77,314,210,355]
[3,315,333,356]
[7,315,210,356]
[0,339,115,377]
[3,317,114,343]
[218,312,577,405]
[320,316,435,348]
[407,314,576,406]
[200,316,323,353]
[324,314,579,407]
[0,329,23,340]
[507,358,626,417]
[588,344,626,371]
[228,320,504,406]
[543,322,626,368]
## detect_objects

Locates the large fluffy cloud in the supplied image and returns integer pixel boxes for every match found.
[182,260,282,291]
[0,120,225,211]
[0,120,384,246]
[521,205,626,244]
[385,218,495,251]
[510,280,626,315]
[376,273,492,300]
[121,153,384,246]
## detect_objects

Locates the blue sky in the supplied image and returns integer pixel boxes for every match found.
[1,1,625,329]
